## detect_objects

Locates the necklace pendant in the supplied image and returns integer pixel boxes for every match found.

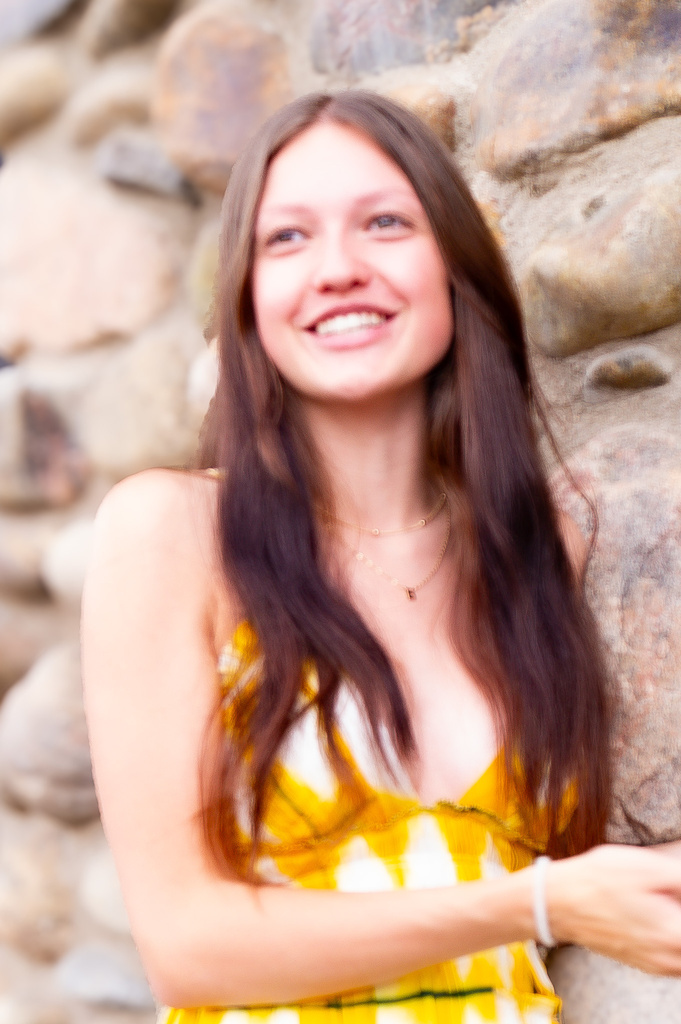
[406,588,417,601]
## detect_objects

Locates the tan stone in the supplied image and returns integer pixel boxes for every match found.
[187,218,220,326]
[0,162,178,357]
[0,510,66,597]
[584,344,673,401]
[521,167,681,356]
[40,518,95,607]
[552,426,681,845]
[0,806,74,961]
[0,0,77,49]
[548,945,681,1024]
[78,316,205,478]
[0,46,69,147]
[0,643,98,823]
[152,5,293,193]
[80,0,179,58]
[64,65,151,146]
[386,84,455,149]
[473,0,681,179]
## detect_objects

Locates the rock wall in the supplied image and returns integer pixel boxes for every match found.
[0,0,679,1020]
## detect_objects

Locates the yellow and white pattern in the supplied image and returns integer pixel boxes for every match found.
[159,623,563,1024]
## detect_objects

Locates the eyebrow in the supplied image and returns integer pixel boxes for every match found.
[257,188,420,220]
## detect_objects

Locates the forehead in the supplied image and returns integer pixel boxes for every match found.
[256,121,419,218]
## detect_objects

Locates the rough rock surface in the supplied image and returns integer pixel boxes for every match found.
[0,370,88,511]
[548,945,681,1024]
[80,0,179,58]
[473,0,681,179]
[79,846,130,935]
[0,0,77,49]
[0,511,65,597]
[552,426,681,844]
[95,126,198,202]
[521,167,681,356]
[0,163,178,357]
[0,643,98,823]
[311,0,514,75]
[584,344,673,401]
[55,944,154,1009]
[386,83,455,148]
[0,807,74,961]
[40,518,95,607]
[187,218,219,326]
[64,65,151,146]
[152,4,292,192]
[0,596,77,693]
[77,317,205,478]
[0,46,69,146]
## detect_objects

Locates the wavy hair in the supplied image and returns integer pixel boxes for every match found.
[199,91,611,874]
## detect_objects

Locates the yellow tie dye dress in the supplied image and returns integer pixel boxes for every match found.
[159,622,564,1024]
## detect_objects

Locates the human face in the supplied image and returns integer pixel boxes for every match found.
[251,122,454,405]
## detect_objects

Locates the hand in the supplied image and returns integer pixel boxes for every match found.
[548,844,681,975]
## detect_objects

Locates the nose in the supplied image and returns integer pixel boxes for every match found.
[310,229,369,292]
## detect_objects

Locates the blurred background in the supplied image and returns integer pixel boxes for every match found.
[0,0,679,1020]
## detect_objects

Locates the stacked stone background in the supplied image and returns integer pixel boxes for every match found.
[0,0,679,1020]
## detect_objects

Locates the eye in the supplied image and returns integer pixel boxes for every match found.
[265,226,306,247]
[369,212,411,232]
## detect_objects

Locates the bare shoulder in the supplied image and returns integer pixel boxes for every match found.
[556,509,589,584]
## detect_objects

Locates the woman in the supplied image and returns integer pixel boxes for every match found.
[82,92,681,1024]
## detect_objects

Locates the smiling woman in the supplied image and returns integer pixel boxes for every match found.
[81,91,681,1024]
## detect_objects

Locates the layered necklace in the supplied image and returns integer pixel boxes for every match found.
[322,491,451,601]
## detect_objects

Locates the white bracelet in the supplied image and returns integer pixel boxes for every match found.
[533,855,556,948]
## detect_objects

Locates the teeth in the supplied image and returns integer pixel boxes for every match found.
[315,311,387,336]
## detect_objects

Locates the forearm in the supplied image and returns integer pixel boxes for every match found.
[137,868,536,1009]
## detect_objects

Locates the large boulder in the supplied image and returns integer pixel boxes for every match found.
[64,64,152,146]
[80,0,179,58]
[0,509,68,597]
[152,4,293,193]
[311,0,514,76]
[76,316,205,478]
[521,167,681,356]
[40,518,95,608]
[95,126,198,203]
[0,46,69,146]
[472,0,681,179]
[0,0,77,49]
[552,426,681,845]
[0,162,178,357]
[0,596,78,693]
[55,943,154,1010]
[0,643,98,824]
[0,368,88,511]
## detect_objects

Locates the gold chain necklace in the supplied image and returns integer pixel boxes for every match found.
[322,491,447,536]
[354,495,451,600]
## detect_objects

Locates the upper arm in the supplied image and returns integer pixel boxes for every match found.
[81,470,238,951]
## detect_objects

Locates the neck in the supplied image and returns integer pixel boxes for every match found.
[300,386,436,530]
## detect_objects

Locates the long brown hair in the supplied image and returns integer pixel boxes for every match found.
[199,91,610,873]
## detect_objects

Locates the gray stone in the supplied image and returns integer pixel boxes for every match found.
[64,64,151,146]
[385,84,456,148]
[0,161,178,357]
[152,5,293,193]
[80,845,131,935]
[0,46,69,146]
[521,167,681,356]
[95,127,199,203]
[0,369,88,512]
[584,344,673,401]
[55,944,154,1010]
[77,316,205,478]
[0,806,74,961]
[473,0,681,179]
[40,518,95,607]
[552,426,681,845]
[0,596,78,693]
[311,0,514,76]
[0,643,98,823]
[80,0,179,58]
[548,945,681,1024]
[0,0,77,50]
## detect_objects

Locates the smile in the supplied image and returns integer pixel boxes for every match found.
[314,311,388,336]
